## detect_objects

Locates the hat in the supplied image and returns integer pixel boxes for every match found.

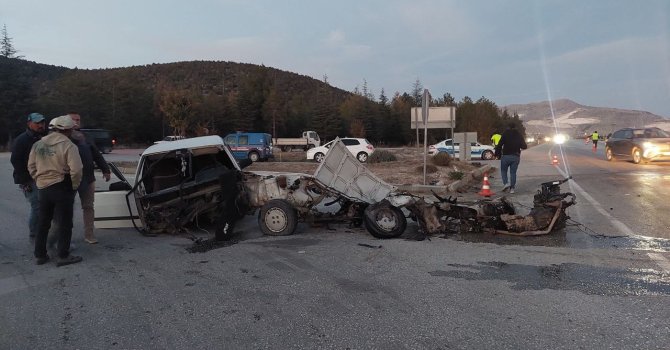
[27,113,45,123]
[50,115,75,131]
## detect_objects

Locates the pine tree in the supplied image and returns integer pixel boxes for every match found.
[1,24,22,58]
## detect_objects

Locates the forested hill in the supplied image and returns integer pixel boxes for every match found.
[1,57,522,148]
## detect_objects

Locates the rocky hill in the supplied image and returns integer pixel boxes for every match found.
[504,99,669,136]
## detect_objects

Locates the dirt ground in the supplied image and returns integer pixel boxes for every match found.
[246,147,481,186]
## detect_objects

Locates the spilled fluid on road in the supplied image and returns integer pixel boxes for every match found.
[429,261,670,296]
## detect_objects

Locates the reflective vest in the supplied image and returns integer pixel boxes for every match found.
[591,132,599,141]
[491,133,502,146]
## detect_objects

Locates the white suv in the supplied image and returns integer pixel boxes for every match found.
[306,137,375,162]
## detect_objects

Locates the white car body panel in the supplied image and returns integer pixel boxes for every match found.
[314,139,395,204]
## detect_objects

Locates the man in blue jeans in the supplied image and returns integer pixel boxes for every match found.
[10,113,47,242]
[494,123,527,194]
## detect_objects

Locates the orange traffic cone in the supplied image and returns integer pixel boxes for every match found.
[478,172,494,197]
[552,155,559,165]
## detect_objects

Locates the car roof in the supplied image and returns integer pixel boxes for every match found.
[142,135,226,156]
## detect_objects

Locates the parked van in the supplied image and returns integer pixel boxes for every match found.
[80,128,115,153]
[223,132,274,162]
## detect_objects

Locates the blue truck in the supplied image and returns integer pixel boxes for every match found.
[223,132,274,162]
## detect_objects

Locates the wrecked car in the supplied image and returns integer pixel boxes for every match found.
[94,136,576,240]
[94,136,407,239]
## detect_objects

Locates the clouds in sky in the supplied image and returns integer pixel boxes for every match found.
[1,0,669,116]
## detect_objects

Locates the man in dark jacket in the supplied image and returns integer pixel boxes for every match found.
[10,113,47,241]
[67,113,111,244]
[494,123,527,194]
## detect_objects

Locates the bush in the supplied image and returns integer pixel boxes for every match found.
[368,150,397,163]
[448,171,465,180]
[431,152,452,166]
[415,164,438,174]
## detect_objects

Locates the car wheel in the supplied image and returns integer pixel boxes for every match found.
[282,146,292,152]
[357,152,368,163]
[314,152,325,163]
[364,202,407,239]
[632,148,642,164]
[605,147,614,161]
[258,199,298,236]
[481,150,495,160]
[249,152,260,162]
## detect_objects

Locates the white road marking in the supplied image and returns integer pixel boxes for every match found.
[554,166,635,236]
[554,166,670,272]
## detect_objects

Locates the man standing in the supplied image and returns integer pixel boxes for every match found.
[68,113,111,244]
[591,131,599,152]
[495,123,527,194]
[29,115,83,266]
[491,132,502,147]
[10,113,47,242]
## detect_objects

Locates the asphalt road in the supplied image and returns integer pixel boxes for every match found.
[1,144,670,349]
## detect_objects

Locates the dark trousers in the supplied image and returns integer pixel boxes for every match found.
[34,181,76,259]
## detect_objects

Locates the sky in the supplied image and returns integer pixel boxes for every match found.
[2,0,669,116]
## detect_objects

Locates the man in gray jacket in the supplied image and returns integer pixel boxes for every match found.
[29,115,83,266]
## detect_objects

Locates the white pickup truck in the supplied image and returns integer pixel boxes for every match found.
[273,130,321,152]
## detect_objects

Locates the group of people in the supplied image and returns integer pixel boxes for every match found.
[490,124,528,194]
[10,113,111,267]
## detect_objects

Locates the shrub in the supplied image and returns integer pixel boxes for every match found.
[368,150,397,163]
[415,164,438,174]
[431,152,452,166]
[448,171,465,180]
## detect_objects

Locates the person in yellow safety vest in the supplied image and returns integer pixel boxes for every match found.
[591,131,599,151]
[491,133,502,146]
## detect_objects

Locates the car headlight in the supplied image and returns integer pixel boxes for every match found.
[643,142,659,154]
[553,134,566,144]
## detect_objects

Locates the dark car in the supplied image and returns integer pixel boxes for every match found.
[223,132,274,162]
[80,128,115,154]
[605,127,670,164]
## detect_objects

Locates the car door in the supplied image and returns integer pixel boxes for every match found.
[94,163,141,229]
[341,138,361,156]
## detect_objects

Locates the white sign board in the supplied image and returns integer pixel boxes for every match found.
[410,107,456,129]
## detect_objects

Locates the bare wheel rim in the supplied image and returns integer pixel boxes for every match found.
[373,208,399,232]
[264,208,288,233]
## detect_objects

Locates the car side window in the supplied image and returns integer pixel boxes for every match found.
[342,139,359,146]
[622,130,634,139]
[224,136,236,145]
[239,136,249,145]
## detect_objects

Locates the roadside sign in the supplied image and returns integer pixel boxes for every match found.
[410,107,456,129]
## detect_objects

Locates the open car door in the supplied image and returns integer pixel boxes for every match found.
[94,163,141,229]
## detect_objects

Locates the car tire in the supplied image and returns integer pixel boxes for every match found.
[282,146,292,152]
[632,148,642,164]
[605,147,614,161]
[314,152,326,163]
[357,152,368,163]
[363,202,407,239]
[249,151,260,162]
[258,199,298,236]
[481,150,495,160]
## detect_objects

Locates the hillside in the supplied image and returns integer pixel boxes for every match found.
[504,99,669,136]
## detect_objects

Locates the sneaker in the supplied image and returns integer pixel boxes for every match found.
[85,238,98,244]
[501,185,510,192]
[56,255,83,267]
[35,255,50,265]
[509,188,515,194]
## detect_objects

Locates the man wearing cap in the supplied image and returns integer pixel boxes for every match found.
[29,115,84,266]
[10,113,47,242]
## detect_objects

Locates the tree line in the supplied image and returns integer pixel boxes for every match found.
[1,26,523,149]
